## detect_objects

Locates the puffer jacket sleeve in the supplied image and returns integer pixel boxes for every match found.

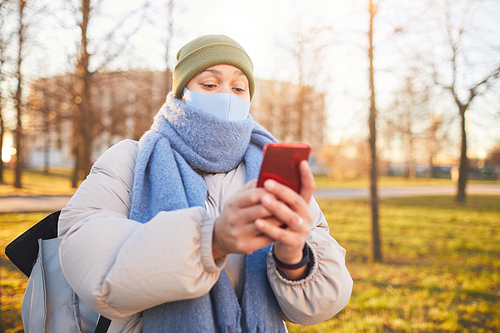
[58,140,225,320]
[267,198,353,325]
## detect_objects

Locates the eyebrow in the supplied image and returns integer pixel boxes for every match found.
[233,69,246,76]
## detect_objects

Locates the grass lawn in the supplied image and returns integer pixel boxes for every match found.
[1,196,499,332]
[288,195,500,332]
[0,169,77,197]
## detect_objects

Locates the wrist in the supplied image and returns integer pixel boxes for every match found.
[273,244,306,266]
[201,217,226,272]
[212,219,228,260]
[212,244,227,261]
[273,245,309,271]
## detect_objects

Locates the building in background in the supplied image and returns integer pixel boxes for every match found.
[25,71,325,169]
[250,79,325,156]
[26,70,169,168]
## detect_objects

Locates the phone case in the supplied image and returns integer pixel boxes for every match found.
[256,143,311,193]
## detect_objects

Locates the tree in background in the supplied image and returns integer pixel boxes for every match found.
[28,77,69,174]
[13,0,27,188]
[319,138,370,179]
[420,0,500,202]
[1,0,47,187]
[0,0,9,184]
[490,143,500,181]
[276,1,332,145]
[425,113,447,179]
[384,67,434,179]
[250,79,325,155]
[59,0,146,186]
[73,0,93,181]
[281,25,331,143]
[367,0,382,263]
[163,0,175,96]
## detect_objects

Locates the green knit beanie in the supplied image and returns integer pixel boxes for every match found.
[172,34,255,100]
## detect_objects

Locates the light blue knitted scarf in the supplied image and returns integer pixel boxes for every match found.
[130,93,286,332]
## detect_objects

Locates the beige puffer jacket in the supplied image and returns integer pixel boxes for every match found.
[58,140,353,333]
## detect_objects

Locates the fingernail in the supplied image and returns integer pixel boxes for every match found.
[265,180,276,190]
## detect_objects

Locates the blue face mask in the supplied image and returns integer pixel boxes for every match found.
[183,88,251,121]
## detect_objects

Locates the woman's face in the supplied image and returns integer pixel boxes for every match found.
[185,64,251,102]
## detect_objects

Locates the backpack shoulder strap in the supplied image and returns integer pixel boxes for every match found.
[95,315,112,333]
[5,210,61,277]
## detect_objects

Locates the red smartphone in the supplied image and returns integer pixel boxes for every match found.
[256,143,311,193]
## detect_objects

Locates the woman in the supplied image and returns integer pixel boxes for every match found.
[58,34,353,332]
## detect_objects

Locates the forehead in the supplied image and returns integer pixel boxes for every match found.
[198,64,246,78]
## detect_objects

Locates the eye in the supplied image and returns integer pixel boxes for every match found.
[233,87,245,93]
[202,84,217,89]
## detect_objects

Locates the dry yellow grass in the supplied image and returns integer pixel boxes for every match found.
[0,170,77,197]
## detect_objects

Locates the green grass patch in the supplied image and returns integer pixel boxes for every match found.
[313,175,497,189]
[1,196,499,332]
[288,195,500,332]
[0,169,77,197]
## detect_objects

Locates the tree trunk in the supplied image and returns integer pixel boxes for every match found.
[427,155,434,179]
[71,100,81,188]
[368,0,382,263]
[0,90,4,184]
[427,118,438,179]
[44,111,50,174]
[456,105,468,202]
[71,144,81,188]
[81,109,93,174]
[14,100,23,188]
[76,0,93,177]
[14,0,27,189]
[164,0,174,97]
[0,1,4,184]
[296,85,305,142]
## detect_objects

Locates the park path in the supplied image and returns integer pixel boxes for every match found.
[0,184,499,213]
[313,183,500,199]
[0,195,72,213]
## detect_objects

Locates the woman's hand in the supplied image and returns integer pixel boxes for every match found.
[254,161,315,280]
[212,180,280,260]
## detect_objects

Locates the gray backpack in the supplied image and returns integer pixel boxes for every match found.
[5,211,111,333]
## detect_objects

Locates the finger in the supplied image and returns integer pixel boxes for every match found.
[291,216,304,231]
[242,179,257,190]
[255,218,302,244]
[232,187,270,209]
[254,216,286,230]
[263,179,309,218]
[260,193,307,231]
[237,223,274,253]
[240,235,274,254]
[236,203,273,224]
[215,215,274,255]
[299,160,315,203]
[230,180,261,209]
